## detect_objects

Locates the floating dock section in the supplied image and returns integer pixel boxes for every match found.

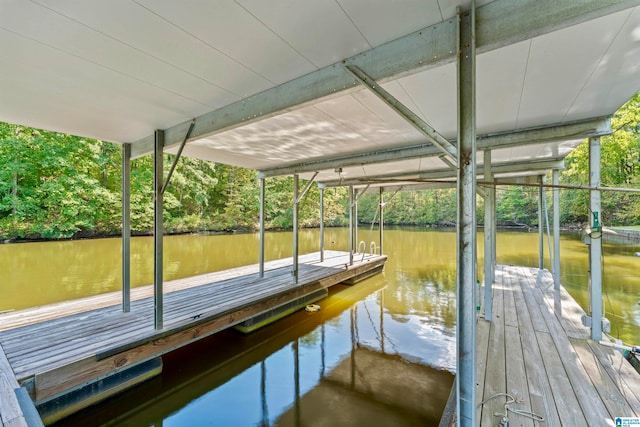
[0,250,386,424]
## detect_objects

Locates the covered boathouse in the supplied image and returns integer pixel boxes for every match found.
[1,1,640,426]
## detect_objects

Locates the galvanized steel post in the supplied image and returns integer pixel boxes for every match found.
[292,175,299,284]
[319,187,324,262]
[483,150,494,322]
[589,137,603,341]
[153,130,164,330]
[379,187,384,255]
[456,5,477,426]
[121,143,131,313]
[349,186,354,266]
[552,170,561,289]
[259,177,265,278]
[538,176,544,270]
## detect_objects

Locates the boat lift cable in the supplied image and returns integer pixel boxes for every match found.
[362,202,381,261]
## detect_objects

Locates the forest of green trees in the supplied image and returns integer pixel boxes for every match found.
[1,92,639,241]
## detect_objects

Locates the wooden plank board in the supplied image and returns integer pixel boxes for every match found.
[511,267,561,426]
[536,287,613,422]
[570,337,634,418]
[475,318,490,423]
[0,344,27,427]
[535,331,587,425]
[480,276,505,427]
[588,341,640,416]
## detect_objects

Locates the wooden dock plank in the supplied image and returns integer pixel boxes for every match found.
[475,318,490,424]
[0,344,28,427]
[502,270,534,427]
[535,331,587,425]
[588,340,640,416]
[480,273,506,426]
[534,287,613,422]
[511,267,561,426]
[571,337,635,417]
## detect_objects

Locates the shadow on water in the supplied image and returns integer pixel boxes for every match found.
[55,276,454,427]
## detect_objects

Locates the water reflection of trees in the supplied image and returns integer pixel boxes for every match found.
[382,265,457,330]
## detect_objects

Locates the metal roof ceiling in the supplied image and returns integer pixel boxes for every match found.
[1,1,640,185]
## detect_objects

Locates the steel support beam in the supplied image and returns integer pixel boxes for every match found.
[259,177,265,278]
[552,170,561,289]
[153,130,164,330]
[456,7,476,426]
[293,175,299,284]
[589,137,603,341]
[354,189,359,253]
[538,176,545,270]
[260,116,609,178]
[319,158,565,188]
[320,187,324,262]
[131,0,627,158]
[483,150,494,322]
[379,187,384,256]
[348,186,354,266]
[121,143,131,313]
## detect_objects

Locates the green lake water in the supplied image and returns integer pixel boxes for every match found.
[1,228,638,426]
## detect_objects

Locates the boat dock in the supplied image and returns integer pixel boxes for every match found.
[0,250,386,424]
[476,265,640,426]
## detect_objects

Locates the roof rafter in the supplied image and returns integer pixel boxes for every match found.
[130,0,633,159]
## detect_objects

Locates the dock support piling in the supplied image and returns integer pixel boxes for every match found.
[121,143,131,313]
[320,187,324,262]
[293,174,299,284]
[483,150,494,322]
[456,5,477,426]
[589,136,603,341]
[379,187,384,255]
[349,186,354,266]
[538,175,544,270]
[552,170,561,289]
[153,130,164,330]
[259,177,265,278]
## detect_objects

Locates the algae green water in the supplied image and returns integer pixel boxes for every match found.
[1,228,638,426]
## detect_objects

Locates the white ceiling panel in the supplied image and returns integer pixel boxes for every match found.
[134,0,316,86]
[391,63,458,139]
[566,7,640,119]
[517,10,631,128]
[337,0,445,46]
[237,0,371,67]
[0,28,209,142]
[1,1,240,108]
[476,41,529,134]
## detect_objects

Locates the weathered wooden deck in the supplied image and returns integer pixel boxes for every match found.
[0,250,385,423]
[477,265,640,426]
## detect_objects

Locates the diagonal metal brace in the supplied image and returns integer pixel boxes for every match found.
[295,172,318,204]
[350,184,370,207]
[161,119,196,195]
[344,64,458,166]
